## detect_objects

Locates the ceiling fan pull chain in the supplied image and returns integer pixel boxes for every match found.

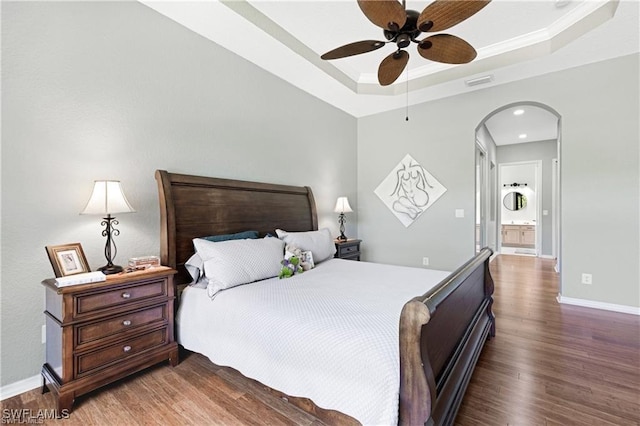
[405,65,409,121]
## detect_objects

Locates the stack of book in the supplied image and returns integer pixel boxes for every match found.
[128,256,161,268]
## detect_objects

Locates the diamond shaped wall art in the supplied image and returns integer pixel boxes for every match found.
[374,154,447,227]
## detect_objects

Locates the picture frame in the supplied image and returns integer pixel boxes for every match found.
[45,243,91,277]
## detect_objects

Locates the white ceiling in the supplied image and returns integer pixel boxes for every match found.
[140,0,638,140]
[484,104,559,146]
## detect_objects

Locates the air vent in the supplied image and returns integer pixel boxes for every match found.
[465,75,494,87]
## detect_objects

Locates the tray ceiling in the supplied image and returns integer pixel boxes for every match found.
[140,0,638,119]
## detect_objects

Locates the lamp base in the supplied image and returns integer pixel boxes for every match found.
[337,213,348,242]
[98,264,123,275]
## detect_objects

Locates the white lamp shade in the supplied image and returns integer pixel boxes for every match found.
[81,180,135,215]
[334,197,353,213]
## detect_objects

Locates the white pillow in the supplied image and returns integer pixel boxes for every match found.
[184,253,207,288]
[275,228,336,263]
[193,237,285,298]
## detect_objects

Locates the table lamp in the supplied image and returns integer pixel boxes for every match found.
[334,196,353,241]
[81,180,135,274]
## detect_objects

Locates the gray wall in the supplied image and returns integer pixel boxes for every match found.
[358,99,476,270]
[497,140,558,256]
[1,2,356,386]
[2,0,639,392]
[357,54,639,309]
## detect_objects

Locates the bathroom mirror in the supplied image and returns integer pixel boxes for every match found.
[503,192,527,211]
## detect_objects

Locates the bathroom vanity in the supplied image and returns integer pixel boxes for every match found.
[501,224,535,248]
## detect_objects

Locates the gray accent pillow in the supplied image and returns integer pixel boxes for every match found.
[275,228,336,263]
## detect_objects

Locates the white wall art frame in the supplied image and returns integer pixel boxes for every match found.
[374,154,447,228]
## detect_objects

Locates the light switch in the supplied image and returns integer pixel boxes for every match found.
[455,209,464,218]
[543,210,549,216]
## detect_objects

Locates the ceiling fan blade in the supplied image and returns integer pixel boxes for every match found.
[357,0,407,32]
[321,40,387,60]
[417,34,477,64]
[417,0,490,33]
[378,50,409,86]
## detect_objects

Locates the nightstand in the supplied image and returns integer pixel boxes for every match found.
[334,239,362,261]
[41,267,179,414]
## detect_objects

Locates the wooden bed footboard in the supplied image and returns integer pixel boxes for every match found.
[399,247,495,426]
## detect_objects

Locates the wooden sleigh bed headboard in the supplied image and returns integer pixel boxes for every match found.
[155,170,318,283]
[155,169,495,426]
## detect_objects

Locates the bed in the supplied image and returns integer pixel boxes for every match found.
[155,170,495,426]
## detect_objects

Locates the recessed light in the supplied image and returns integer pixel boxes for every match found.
[513,109,525,116]
[519,134,527,139]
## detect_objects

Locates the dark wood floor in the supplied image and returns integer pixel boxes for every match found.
[457,255,639,426]
[2,255,639,425]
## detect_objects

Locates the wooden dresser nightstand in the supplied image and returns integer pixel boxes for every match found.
[334,239,362,261]
[41,266,179,414]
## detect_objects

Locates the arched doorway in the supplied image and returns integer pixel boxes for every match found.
[475,102,562,286]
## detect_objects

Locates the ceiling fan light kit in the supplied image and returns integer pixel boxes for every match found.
[321,0,491,86]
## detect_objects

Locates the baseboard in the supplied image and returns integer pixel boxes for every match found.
[557,294,640,316]
[0,374,41,400]
[500,247,536,256]
[539,255,555,259]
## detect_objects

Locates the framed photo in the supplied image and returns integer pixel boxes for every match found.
[46,243,91,277]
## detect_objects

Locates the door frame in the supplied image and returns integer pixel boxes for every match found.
[552,158,559,261]
[475,141,488,253]
[498,160,543,255]
[475,101,562,292]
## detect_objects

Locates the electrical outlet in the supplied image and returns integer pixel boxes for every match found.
[581,273,592,285]
[42,325,46,343]
[422,257,429,266]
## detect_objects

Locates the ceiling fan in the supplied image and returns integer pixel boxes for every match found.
[321,0,491,86]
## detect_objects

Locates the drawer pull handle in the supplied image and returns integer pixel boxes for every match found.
[123,345,132,353]
[121,292,131,299]
[122,320,132,326]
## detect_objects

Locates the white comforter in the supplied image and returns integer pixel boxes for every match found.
[177,258,450,425]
